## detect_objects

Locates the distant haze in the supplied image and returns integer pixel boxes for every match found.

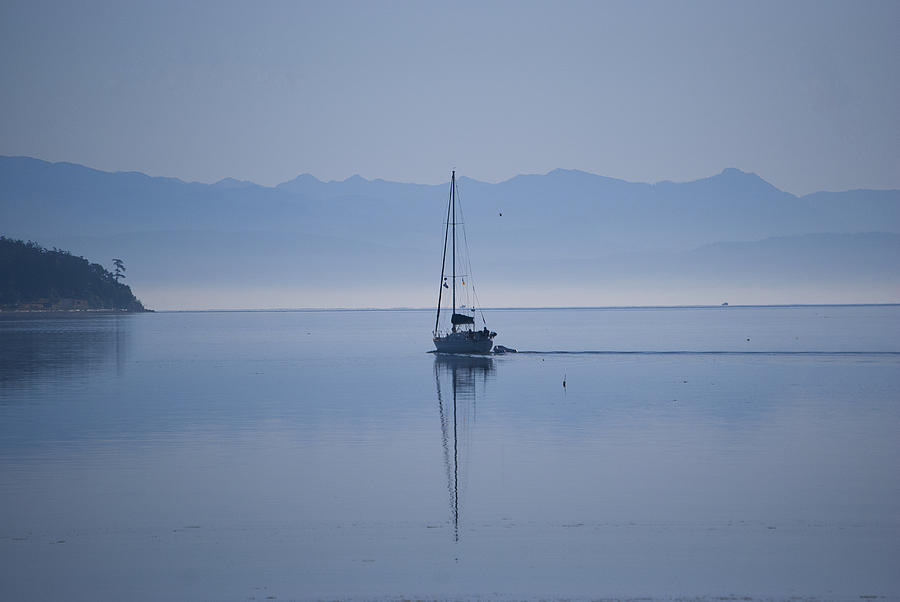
[2,157,898,310]
[1,1,898,195]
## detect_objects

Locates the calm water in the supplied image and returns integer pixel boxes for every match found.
[1,306,899,601]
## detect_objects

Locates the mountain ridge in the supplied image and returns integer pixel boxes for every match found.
[2,155,898,308]
[7,155,900,196]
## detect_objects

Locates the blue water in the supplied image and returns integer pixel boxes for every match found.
[1,306,899,600]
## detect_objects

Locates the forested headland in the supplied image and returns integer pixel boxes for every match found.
[0,236,147,311]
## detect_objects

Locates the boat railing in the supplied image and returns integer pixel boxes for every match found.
[434,326,491,338]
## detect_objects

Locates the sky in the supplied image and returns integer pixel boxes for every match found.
[1,0,898,196]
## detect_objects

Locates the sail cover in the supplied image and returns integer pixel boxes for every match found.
[451,313,475,325]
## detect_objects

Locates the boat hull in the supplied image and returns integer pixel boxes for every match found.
[433,332,494,354]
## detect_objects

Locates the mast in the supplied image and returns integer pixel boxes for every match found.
[434,172,453,335]
[451,170,457,331]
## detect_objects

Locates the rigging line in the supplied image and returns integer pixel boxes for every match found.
[454,182,488,326]
[456,183,480,317]
[455,183,473,288]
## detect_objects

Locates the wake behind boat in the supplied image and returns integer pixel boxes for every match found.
[433,171,497,354]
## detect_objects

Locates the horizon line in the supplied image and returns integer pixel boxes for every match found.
[152,302,900,313]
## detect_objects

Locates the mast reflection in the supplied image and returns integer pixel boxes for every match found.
[433,353,495,541]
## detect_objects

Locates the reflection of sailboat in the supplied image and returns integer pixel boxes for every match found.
[433,354,495,541]
[432,171,497,354]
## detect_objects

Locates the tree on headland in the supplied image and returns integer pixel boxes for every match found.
[0,237,147,311]
[112,258,126,282]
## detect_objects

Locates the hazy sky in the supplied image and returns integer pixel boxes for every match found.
[1,0,897,195]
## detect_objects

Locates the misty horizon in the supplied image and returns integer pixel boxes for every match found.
[2,155,898,311]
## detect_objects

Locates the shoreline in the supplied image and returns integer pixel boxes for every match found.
[130,302,899,313]
[2,303,897,315]
[0,308,153,314]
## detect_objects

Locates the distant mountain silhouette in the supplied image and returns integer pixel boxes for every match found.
[1,156,898,308]
[211,177,261,190]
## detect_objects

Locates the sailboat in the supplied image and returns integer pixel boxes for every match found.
[433,170,497,354]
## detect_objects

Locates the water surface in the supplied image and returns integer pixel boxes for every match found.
[1,306,898,600]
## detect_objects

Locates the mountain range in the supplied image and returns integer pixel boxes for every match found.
[1,155,898,309]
